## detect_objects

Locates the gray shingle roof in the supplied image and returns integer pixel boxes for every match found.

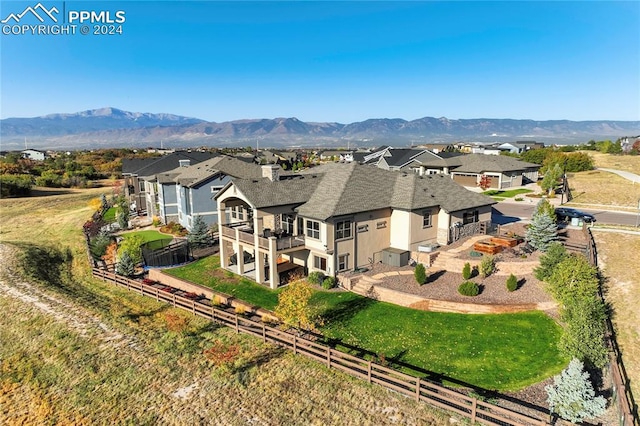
[231,175,322,208]
[171,156,264,187]
[454,154,540,173]
[229,163,495,221]
[127,152,218,177]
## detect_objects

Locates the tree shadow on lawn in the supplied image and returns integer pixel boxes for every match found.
[320,295,377,324]
[313,293,552,419]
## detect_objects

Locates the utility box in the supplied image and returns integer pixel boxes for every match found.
[381,247,410,267]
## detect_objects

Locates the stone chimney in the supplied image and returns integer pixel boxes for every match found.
[262,164,280,182]
[178,159,191,168]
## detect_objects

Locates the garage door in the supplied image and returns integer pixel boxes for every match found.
[453,174,478,187]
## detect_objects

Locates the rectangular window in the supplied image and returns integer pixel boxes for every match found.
[463,210,479,225]
[338,254,348,271]
[335,220,352,240]
[376,221,387,229]
[211,185,223,194]
[184,189,192,215]
[306,220,320,239]
[231,206,237,219]
[237,206,244,221]
[357,224,368,233]
[422,211,432,228]
[282,214,295,234]
[313,255,327,271]
[138,180,146,192]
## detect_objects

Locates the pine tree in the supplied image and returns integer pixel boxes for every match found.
[532,198,556,223]
[545,358,606,423]
[116,251,135,276]
[187,216,214,248]
[525,209,558,252]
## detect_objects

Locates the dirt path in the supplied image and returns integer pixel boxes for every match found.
[0,244,138,351]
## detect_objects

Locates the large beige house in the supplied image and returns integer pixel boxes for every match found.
[215,163,495,289]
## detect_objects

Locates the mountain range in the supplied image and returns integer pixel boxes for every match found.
[2,107,638,150]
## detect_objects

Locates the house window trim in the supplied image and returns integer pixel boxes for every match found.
[335,219,353,241]
[462,210,480,225]
[422,211,432,228]
[210,185,224,194]
[306,219,320,240]
[313,255,327,272]
[338,254,349,272]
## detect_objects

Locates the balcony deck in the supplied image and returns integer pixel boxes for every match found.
[221,224,305,252]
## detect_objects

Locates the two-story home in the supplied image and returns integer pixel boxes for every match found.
[154,156,264,230]
[122,151,217,216]
[215,163,495,289]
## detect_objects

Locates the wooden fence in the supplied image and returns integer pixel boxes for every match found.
[583,226,638,425]
[92,267,551,426]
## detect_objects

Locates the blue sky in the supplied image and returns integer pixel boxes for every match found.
[1,1,639,122]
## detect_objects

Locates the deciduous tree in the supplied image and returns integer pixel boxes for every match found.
[275,280,318,330]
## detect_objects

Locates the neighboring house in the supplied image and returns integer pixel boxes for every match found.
[368,147,539,189]
[498,141,544,154]
[155,156,264,230]
[21,149,46,161]
[215,163,495,288]
[122,151,217,216]
[449,154,540,189]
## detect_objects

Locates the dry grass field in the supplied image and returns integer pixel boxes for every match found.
[0,187,449,425]
[593,230,640,402]
[566,170,640,209]
[591,152,640,174]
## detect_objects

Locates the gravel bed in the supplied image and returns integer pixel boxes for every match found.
[364,262,553,305]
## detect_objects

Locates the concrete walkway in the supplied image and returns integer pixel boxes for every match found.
[597,168,640,184]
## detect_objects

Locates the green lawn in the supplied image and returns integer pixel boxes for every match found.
[121,230,173,249]
[102,206,117,223]
[483,188,533,198]
[165,256,567,390]
[321,301,566,390]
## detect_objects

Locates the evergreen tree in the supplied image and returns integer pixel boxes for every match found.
[414,263,427,285]
[545,358,606,423]
[116,251,135,276]
[534,242,567,281]
[532,198,556,223]
[187,216,214,248]
[525,209,558,252]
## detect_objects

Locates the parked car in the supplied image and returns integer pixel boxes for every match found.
[555,207,596,223]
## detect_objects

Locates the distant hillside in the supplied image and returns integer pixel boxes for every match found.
[1,107,638,150]
[1,107,204,138]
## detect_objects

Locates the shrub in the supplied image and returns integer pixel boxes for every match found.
[458,281,480,296]
[322,276,336,290]
[414,263,427,285]
[152,216,162,227]
[234,305,247,315]
[160,221,188,236]
[462,262,472,280]
[307,271,325,285]
[534,242,568,281]
[479,255,495,278]
[212,295,225,306]
[275,280,318,330]
[545,358,606,423]
[0,174,33,197]
[506,274,518,292]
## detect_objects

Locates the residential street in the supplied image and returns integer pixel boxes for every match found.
[492,202,640,227]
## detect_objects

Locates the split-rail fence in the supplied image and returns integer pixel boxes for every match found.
[92,267,554,426]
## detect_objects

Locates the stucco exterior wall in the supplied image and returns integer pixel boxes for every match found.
[390,209,411,249]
